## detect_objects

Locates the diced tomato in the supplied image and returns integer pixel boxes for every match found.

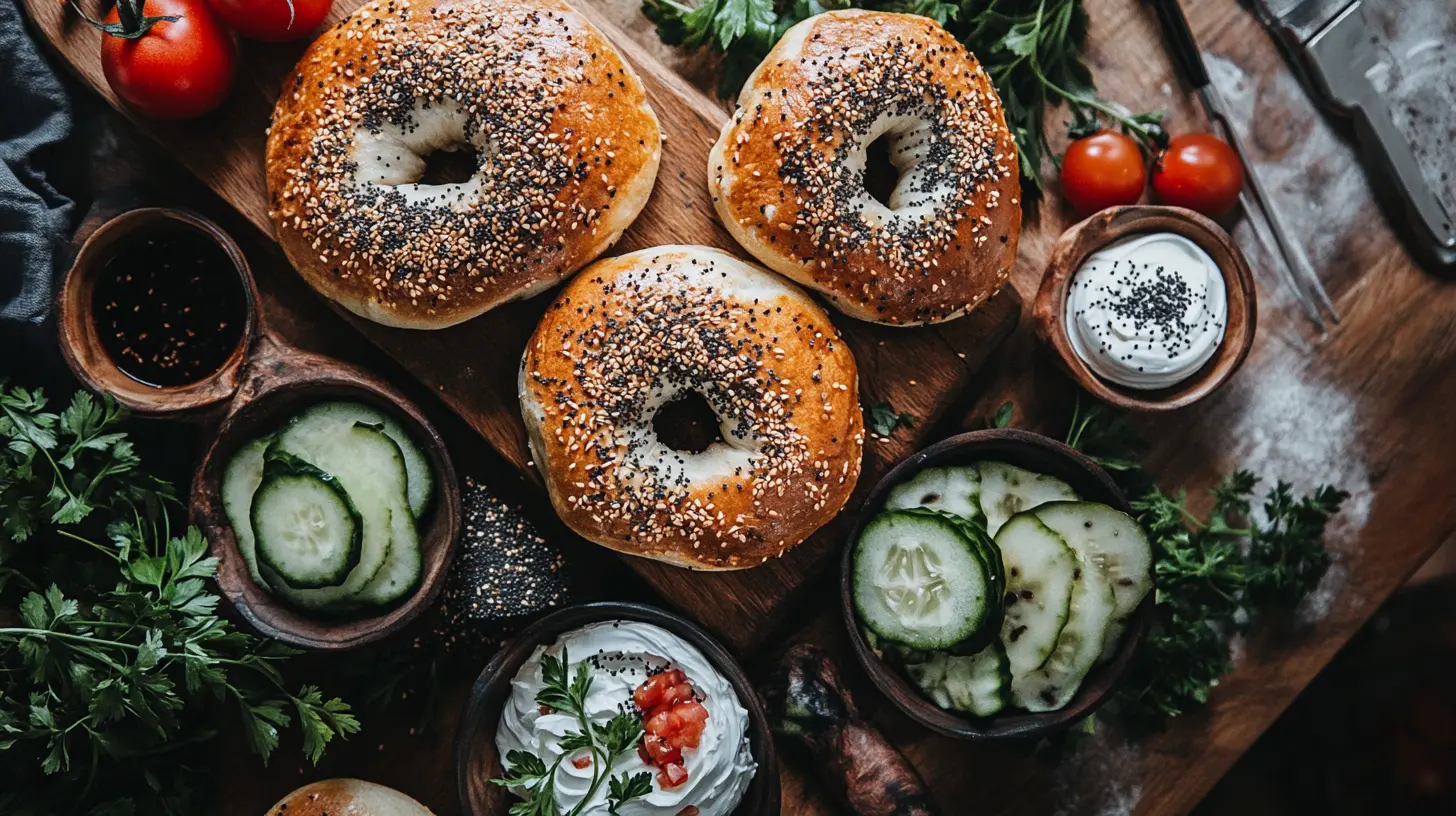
[639,734,682,766]
[538,705,552,715]
[571,756,592,769]
[645,707,684,737]
[678,808,700,816]
[663,682,696,708]
[633,669,685,713]
[658,761,689,789]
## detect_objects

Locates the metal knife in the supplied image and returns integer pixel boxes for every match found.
[1251,0,1456,268]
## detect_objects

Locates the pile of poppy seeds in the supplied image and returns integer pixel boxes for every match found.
[434,476,570,660]
[1072,259,1215,361]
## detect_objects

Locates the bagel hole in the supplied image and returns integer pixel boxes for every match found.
[653,392,723,454]
[418,144,480,186]
[864,135,900,207]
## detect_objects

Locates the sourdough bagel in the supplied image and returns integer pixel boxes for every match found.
[265,779,433,815]
[708,11,1021,326]
[266,0,661,329]
[520,246,864,569]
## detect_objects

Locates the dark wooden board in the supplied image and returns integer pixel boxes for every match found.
[21,0,1020,653]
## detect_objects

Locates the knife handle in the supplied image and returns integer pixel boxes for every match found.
[1148,0,1210,88]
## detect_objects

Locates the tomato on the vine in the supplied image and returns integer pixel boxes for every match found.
[1152,133,1245,218]
[92,0,236,120]
[207,0,333,42]
[1060,130,1148,216]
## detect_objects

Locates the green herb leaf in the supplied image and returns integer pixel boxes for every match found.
[607,771,654,814]
[868,402,915,438]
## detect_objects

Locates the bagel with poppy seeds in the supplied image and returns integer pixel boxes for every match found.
[520,245,864,570]
[266,0,661,329]
[708,10,1021,326]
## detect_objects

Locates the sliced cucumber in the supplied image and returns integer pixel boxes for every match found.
[853,509,1000,651]
[352,499,421,607]
[221,437,272,591]
[282,401,435,518]
[1011,549,1117,713]
[884,466,984,525]
[268,425,409,612]
[995,514,1077,679]
[1032,501,1154,660]
[977,462,1079,536]
[905,642,1011,717]
[252,466,362,589]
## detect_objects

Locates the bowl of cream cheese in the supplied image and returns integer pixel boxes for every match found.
[1032,205,1258,411]
[455,602,778,816]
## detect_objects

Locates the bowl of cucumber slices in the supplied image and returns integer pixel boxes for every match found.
[840,428,1155,739]
[193,368,459,650]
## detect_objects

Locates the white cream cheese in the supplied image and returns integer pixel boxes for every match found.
[495,621,756,816]
[1064,232,1228,390]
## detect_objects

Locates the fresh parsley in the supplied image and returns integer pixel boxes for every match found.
[868,401,916,438]
[492,648,650,816]
[641,0,1166,197]
[1062,394,1349,730]
[0,383,359,815]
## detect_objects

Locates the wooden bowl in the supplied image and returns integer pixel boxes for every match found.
[838,429,1152,740]
[455,602,781,816]
[1031,205,1258,412]
[190,331,461,650]
[58,207,258,417]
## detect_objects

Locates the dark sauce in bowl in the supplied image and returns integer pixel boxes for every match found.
[91,226,246,388]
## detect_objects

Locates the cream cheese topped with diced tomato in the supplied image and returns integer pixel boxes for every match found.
[495,621,755,816]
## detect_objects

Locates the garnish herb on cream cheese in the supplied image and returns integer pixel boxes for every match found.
[1064,232,1228,390]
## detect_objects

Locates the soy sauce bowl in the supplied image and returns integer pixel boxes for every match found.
[839,429,1152,740]
[455,602,780,816]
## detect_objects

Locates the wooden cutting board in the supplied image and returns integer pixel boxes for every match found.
[23,0,1019,652]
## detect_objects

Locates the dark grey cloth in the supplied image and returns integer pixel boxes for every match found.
[0,1,76,384]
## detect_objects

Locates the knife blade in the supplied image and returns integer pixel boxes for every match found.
[1252,0,1456,260]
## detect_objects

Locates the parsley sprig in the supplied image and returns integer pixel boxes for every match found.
[0,383,359,814]
[493,648,652,815]
[641,0,1166,198]
[1063,395,1349,729]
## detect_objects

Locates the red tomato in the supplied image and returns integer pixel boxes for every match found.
[633,669,685,713]
[571,756,592,770]
[1060,131,1148,216]
[1152,133,1245,218]
[207,0,333,42]
[658,762,689,789]
[638,734,682,766]
[100,0,236,120]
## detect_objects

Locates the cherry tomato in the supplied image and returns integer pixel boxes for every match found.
[1152,133,1245,218]
[100,0,236,120]
[207,0,333,42]
[1060,130,1148,216]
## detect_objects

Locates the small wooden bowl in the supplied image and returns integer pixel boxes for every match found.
[455,602,781,816]
[59,208,460,650]
[1032,205,1258,412]
[58,208,258,416]
[839,429,1152,740]
[190,332,461,650]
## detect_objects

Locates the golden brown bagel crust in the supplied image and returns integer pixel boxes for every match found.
[266,779,434,815]
[708,11,1020,326]
[266,0,661,329]
[521,246,864,569]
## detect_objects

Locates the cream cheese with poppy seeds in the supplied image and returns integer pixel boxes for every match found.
[1064,233,1228,390]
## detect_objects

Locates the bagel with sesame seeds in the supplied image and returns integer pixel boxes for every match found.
[520,245,864,570]
[708,10,1021,327]
[266,0,662,329]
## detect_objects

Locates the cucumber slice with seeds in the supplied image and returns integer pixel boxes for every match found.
[906,641,1011,717]
[853,509,1000,651]
[885,466,984,525]
[1033,501,1154,661]
[977,462,1079,536]
[221,437,272,591]
[995,514,1077,678]
[282,401,435,518]
[1011,544,1117,712]
[252,466,361,589]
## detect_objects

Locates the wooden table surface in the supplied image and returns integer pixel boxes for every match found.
[38,0,1456,813]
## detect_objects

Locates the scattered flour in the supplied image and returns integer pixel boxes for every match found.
[1052,726,1145,816]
